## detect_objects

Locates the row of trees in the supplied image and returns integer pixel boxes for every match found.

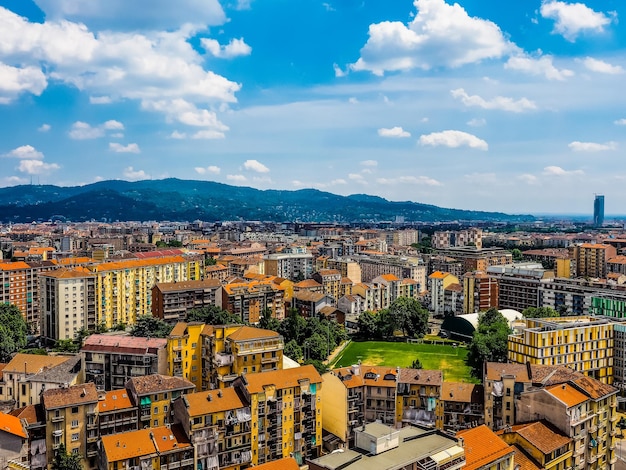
[356,297,429,340]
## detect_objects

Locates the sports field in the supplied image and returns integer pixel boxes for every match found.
[330,340,477,383]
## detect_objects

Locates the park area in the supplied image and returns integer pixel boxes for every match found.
[329,340,477,383]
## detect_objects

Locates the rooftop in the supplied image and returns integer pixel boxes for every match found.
[127,374,195,396]
[182,388,245,416]
[457,425,514,470]
[42,383,99,410]
[244,364,321,394]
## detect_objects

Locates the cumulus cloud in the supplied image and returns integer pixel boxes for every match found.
[243,159,270,173]
[192,130,226,139]
[614,119,626,126]
[351,0,514,75]
[109,142,140,153]
[517,174,539,185]
[451,88,536,112]
[195,166,221,175]
[18,159,60,175]
[0,176,28,186]
[103,120,124,130]
[543,165,584,176]
[505,54,574,81]
[568,141,617,152]
[378,126,411,138]
[377,175,442,186]
[122,166,150,181]
[419,130,488,150]
[201,37,252,59]
[580,57,623,74]
[467,118,486,127]
[38,123,51,132]
[69,120,124,139]
[360,160,378,167]
[0,7,239,132]
[141,99,229,138]
[540,1,614,42]
[227,174,247,183]
[4,145,44,159]
[89,95,112,104]
[333,63,347,77]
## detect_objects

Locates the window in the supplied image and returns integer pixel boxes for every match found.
[154,420,159,426]
[71,433,79,441]
[71,406,78,414]
[71,420,79,428]
[154,407,159,414]
[164,405,168,413]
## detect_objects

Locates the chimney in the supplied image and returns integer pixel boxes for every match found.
[217,390,222,398]
[207,393,212,402]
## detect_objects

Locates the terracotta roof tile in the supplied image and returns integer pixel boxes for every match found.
[82,334,167,354]
[0,412,27,438]
[98,389,134,413]
[442,382,483,403]
[253,457,300,470]
[397,368,443,386]
[183,388,245,417]
[505,421,571,455]
[294,279,322,289]
[511,444,541,470]
[41,267,94,279]
[3,353,70,375]
[244,365,321,394]
[155,279,221,292]
[458,425,514,470]
[571,376,618,400]
[546,383,587,407]
[9,404,45,425]
[101,428,157,461]
[42,383,99,410]
[94,255,187,272]
[127,374,195,396]
[227,326,280,342]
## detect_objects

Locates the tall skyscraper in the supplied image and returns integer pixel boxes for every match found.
[594,194,605,227]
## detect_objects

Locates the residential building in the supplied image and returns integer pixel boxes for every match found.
[0,412,28,469]
[82,334,168,391]
[9,404,47,470]
[457,425,515,470]
[371,274,402,306]
[167,322,206,391]
[433,247,512,274]
[42,382,99,469]
[91,255,202,329]
[308,423,465,470]
[151,279,221,324]
[0,353,82,408]
[487,263,551,312]
[291,291,335,317]
[427,255,465,279]
[125,374,195,428]
[219,280,285,323]
[96,389,138,437]
[312,269,342,302]
[171,386,252,470]
[396,368,443,429]
[441,382,484,432]
[569,243,616,279]
[98,425,193,470]
[293,279,323,294]
[433,228,483,250]
[508,316,613,383]
[325,258,362,284]
[428,271,460,315]
[357,255,426,290]
[203,264,229,282]
[351,283,382,312]
[243,365,323,465]
[264,252,313,281]
[463,271,498,314]
[39,267,96,342]
[613,323,626,387]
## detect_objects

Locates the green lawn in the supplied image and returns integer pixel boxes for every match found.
[330,340,477,383]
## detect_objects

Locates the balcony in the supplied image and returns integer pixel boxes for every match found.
[52,429,63,437]
[217,373,238,383]
[589,424,598,433]
[51,415,64,423]
[587,454,598,464]
[610,415,619,422]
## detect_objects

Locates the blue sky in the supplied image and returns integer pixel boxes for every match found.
[0,0,625,215]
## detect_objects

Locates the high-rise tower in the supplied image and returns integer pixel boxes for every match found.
[594,194,605,227]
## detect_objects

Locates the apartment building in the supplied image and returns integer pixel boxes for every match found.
[487,263,551,312]
[427,255,465,279]
[243,365,323,465]
[508,316,613,383]
[82,334,168,391]
[263,252,313,280]
[96,389,138,437]
[613,323,626,386]
[203,264,229,282]
[91,255,202,329]
[324,258,362,284]
[219,281,285,323]
[396,368,443,430]
[432,228,483,250]
[0,412,29,468]
[291,291,334,317]
[462,271,498,314]
[357,255,426,289]
[569,243,617,279]
[428,271,460,315]
[433,247,512,274]
[39,267,96,341]
[441,382,484,432]
[172,386,252,470]
[42,383,99,469]
[151,279,221,324]
[312,269,342,301]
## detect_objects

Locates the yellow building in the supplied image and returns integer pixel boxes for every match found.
[126,374,195,428]
[508,316,614,383]
[220,280,285,323]
[167,322,206,390]
[243,365,322,466]
[91,255,201,328]
[312,269,342,301]
[172,386,252,470]
[396,368,443,430]
[326,259,362,284]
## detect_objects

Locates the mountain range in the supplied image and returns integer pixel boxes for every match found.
[0,179,533,223]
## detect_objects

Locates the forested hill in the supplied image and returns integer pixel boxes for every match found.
[0,178,534,223]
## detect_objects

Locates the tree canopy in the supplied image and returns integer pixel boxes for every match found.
[521,306,559,318]
[51,444,82,470]
[467,307,511,379]
[130,315,173,338]
[0,303,28,361]
[356,297,429,339]
[186,305,242,325]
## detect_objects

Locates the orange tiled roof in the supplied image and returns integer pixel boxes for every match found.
[511,444,541,470]
[41,267,93,279]
[3,353,70,375]
[571,376,618,400]
[93,255,187,272]
[0,261,30,271]
[397,368,442,386]
[244,365,321,394]
[428,271,449,279]
[127,374,195,395]
[458,425,514,470]
[101,428,158,461]
[546,383,587,407]
[379,273,400,282]
[42,383,99,410]
[98,390,134,412]
[0,412,27,438]
[442,382,483,403]
[253,457,300,470]
[183,388,245,417]
[294,279,322,289]
[227,326,280,342]
[505,421,571,455]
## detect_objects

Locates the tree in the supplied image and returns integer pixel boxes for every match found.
[53,339,79,353]
[375,309,395,339]
[357,311,378,339]
[278,309,307,344]
[409,358,423,369]
[51,444,82,470]
[259,313,281,332]
[467,308,511,379]
[303,332,327,361]
[522,307,559,318]
[302,358,327,375]
[511,248,523,261]
[0,303,28,361]
[618,417,626,437]
[284,339,303,361]
[389,297,429,338]
[186,306,241,325]
[130,315,173,338]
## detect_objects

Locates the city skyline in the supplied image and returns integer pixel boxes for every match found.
[0,0,624,215]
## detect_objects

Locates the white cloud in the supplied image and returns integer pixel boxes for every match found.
[349,173,365,180]
[0,176,28,186]
[18,159,60,174]
[333,63,347,78]
[378,126,411,138]
[360,160,378,167]
[543,165,584,176]
[170,131,187,139]
[195,166,221,175]
[38,123,51,132]
[235,0,252,11]
[201,38,252,59]
[141,99,229,137]
[110,132,124,138]
[377,175,442,186]
[4,145,44,160]
[467,118,486,127]
[109,142,140,153]
[419,130,488,150]
[580,57,623,74]
[568,141,617,152]
[348,97,359,104]
[322,3,335,12]
[69,121,104,139]
[505,54,574,81]
[614,119,626,126]
[122,166,150,181]
[89,95,112,104]
[192,130,226,139]
[103,120,124,130]
[243,159,270,173]
[351,0,514,75]
[0,62,47,103]
[227,174,247,182]
[517,174,539,185]
[540,1,613,42]
[331,179,347,185]
[451,88,536,112]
